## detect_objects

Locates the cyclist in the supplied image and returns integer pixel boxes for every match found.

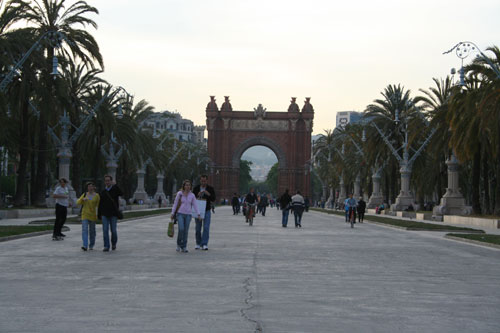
[245,188,258,225]
[345,193,358,228]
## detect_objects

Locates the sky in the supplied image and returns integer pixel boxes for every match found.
[90,0,500,135]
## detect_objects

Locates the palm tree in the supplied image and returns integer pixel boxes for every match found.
[59,60,104,194]
[414,76,456,202]
[364,84,412,204]
[447,75,484,214]
[15,0,103,205]
[465,46,500,214]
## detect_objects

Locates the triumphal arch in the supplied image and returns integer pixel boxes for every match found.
[206,96,314,200]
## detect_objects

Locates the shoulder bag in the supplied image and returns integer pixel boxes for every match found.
[168,194,182,238]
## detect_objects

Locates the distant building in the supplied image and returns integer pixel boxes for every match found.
[143,111,204,143]
[336,111,362,128]
[193,125,207,145]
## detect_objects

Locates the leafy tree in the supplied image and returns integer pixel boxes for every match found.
[17,0,103,205]
[239,159,252,193]
[265,162,278,196]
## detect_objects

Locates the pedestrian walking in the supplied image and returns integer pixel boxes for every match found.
[76,182,100,251]
[172,179,202,253]
[259,194,268,216]
[357,197,366,223]
[279,189,292,227]
[344,197,349,222]
[52,178,71,241]
[192,175,216,250]
[291,190,305,228]
[231,193,240,215]
[98,175,123,252]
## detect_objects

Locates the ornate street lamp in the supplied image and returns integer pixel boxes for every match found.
[0,31,69,92]
[443,41,500,86]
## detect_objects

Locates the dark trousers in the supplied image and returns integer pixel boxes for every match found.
[232,205,239,214]
[260,206,266,216]
[358,211,365,222]
[294,210,303,226]
[53,204,67,236]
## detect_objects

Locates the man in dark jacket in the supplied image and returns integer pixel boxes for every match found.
[98,175,123,252]
[357,197,366,223]
[279,189,292,227]
[258,194,268,216]
[193,174,216,250]
[231,193,240,215]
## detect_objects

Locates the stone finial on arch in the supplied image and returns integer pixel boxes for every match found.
[302,97,314,112]
[221,96,233,112]
[206,96,219,112]
[288,97,300,112]
[231,136,287,169]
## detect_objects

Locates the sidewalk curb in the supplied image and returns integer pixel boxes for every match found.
[0,226,70,243]
[1,214,170,243]
[444,235,500,250]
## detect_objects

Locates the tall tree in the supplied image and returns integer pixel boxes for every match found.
[17,0,103,205]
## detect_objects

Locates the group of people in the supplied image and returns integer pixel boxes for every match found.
[52,175,123,252]
[343,194,366,225]
[231,191,270,217]
[277,189,308,228]
[170,175,216,253]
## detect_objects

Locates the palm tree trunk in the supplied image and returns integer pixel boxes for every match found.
[482,151,491,215]
[472,150,481,214]
[13,100,30,206]
[436,158,443,200]
[33,53,55,206]
[495,141,500,215]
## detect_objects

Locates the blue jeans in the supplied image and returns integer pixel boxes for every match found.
[82,219,96,249]
[177,213,192,249]
[102,216,118,249]
[294,210,303,226]
[195,210,211,246]
[282,209,289,226]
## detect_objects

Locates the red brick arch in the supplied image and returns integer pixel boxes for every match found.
[206,97,314,201]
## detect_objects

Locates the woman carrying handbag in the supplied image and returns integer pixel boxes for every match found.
[171,180,201,253]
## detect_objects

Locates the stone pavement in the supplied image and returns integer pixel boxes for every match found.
[1,206,499,333]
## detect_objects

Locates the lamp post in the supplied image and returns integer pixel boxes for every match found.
[443,41,500,86]
[372,104,436,211]
[430,41,493,216]
[44,85,131,207]
[101,132,123,181]
[0,31,68,93]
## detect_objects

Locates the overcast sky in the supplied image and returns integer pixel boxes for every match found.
[91,0,500,134]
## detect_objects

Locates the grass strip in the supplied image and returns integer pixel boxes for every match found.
[30,208,172,224]
[310,207,484,233]
[0,225,53,238]
[446,234,500,248]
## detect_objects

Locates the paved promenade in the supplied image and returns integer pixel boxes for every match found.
[1,206,499,332]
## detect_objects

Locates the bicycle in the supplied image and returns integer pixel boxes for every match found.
[349,207,356,228]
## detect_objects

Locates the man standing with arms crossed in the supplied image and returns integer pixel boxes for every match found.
[193,175,216,251]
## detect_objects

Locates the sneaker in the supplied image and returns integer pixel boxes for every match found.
[176,246,181,252]
[59,233,66,237]
[202,245,208,251]
[195,245,201,250]
[298,224,302,228]
[112,246,116,251]
[89,248,94,251]
[81,247,87,251]
[103,248,110,252]
[181,248,189,253]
